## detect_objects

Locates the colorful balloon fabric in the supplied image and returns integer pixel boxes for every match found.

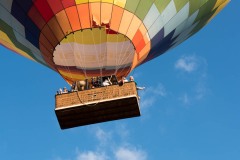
[0,0,229,83]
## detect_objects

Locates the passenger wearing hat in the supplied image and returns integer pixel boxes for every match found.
[63,87,68,93]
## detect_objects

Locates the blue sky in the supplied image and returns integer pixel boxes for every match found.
[0,1,240,160]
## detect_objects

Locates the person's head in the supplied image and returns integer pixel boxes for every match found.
[130,76,134,81]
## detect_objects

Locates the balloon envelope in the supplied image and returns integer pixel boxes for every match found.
[0,0,229,83]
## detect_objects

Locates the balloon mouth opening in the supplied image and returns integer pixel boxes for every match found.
[53,27,136,80]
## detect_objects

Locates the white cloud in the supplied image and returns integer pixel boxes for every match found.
[95,127,112,146]
[179,93,190,105]
[76,151,108,160]
[140,83,167,109]
[194,72,209,100]
[74,146,147,160]
[115,124,130,140]
[140,96,156,109]
[69,126,148,160]
[175,55,210,106]
[153,83,167,97]
[175,55,198,72]
[115,147,147,160]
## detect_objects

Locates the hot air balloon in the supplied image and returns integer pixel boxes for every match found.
[0,0,229,129]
